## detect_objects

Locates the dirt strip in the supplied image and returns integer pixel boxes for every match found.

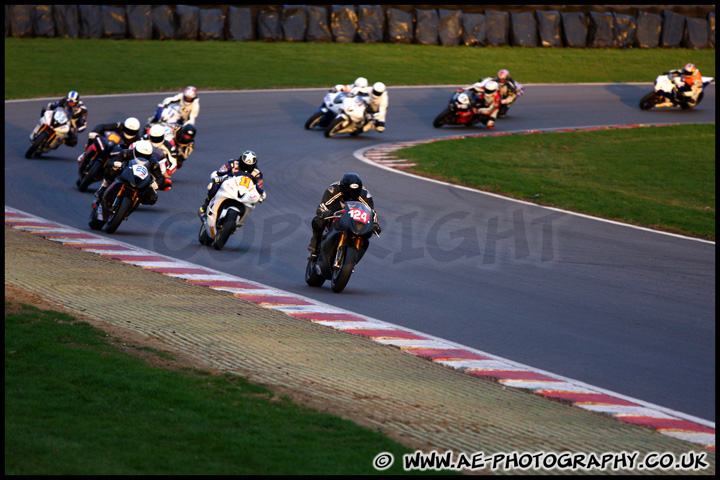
[4,226,714,474]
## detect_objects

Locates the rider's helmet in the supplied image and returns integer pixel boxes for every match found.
[66,91,80,108]
[237,150,258,173]
[497,69,510,84]
[371,82,386,98]
[483,80,499,96]
[133,139,154,161]
[354,77,368,89]
[682,63,697,76]
[471,81,484,93]
[181,86,197,106]
[339,173,363,201]
[148,124,166,147]
[123,117,141,141]
[176,123,196,145]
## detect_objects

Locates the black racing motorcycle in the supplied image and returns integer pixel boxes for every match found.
[305,201,376,293]
[76,131,122,192]
[88,158,158,233]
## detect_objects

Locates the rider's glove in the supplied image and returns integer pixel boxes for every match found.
[113,161,123,169]
[373,224,382,235]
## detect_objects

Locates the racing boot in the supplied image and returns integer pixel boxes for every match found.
[197,194,210,218]
[94,182,107,199]
[307,230,322,255]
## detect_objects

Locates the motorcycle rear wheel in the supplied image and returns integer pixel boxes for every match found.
[324,116,347,138]
[78,161,103,192]
[305,111,324,130]
[639,92,658,110]
[433,108,454,128]
[105,196,133,234]
[25,130,50,159]
[213,209,238,250]
[330,246,358,293]
[305,256,325,287]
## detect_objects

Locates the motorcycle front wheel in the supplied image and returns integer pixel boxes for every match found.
[639,92,658,110]
[305,111,324,130]
[433,108,454,128]
[330,246,358,293]
[305,256,325,287]
[78,160,103,192]
[105,196,133,234]
[213,209,238,250]
[324,116,348,138]
[198,222,212,246]
[25,130,50,159]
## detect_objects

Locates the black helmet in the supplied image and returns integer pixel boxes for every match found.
[237,150,258,173]
[177,123,196,145]
[339,173,363,200]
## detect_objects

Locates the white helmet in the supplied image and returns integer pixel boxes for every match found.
[484,81,499,95]
[148,124,166,147]
[133,139,154,160]
[354,77,368,89]
[182,86,197,104]
[122,117,141,141]
[372,82,386,97]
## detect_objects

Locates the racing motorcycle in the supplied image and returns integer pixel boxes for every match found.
[305,90,347,130]
[76,131,123,192]
[198,174,262,251]
[88,158,158,233]
[432,89,481,128]
[25,106,71,158]
[147,103,183,130]
[639,73,714,110]
[324,93,371,138]
[305,201,375,293]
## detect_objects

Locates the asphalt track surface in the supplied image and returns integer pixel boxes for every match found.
[4,83,716,423]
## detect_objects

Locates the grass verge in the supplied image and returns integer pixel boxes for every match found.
[4,38,715,99]
[397,124,715,240]
[5,301,440,475]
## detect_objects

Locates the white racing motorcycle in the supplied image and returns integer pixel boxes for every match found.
[324,93,371,138]
[305,90,347,130]
[639,73,714,110]
[26,106,71,158]
[198,174,262,250]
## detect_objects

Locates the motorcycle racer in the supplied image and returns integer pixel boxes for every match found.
[492,69,522,117]
[307,173,380,255]
[145,124,181,176]
[149,86,199,126]
[461,80,501,129]
[666,63,703,106]
[198,150,266,217]
[356,82,389,133]
[330,76,369,94]
[86,117,142,149]
[30,90,88,147]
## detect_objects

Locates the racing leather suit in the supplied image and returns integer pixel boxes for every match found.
[667,68,703,105]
